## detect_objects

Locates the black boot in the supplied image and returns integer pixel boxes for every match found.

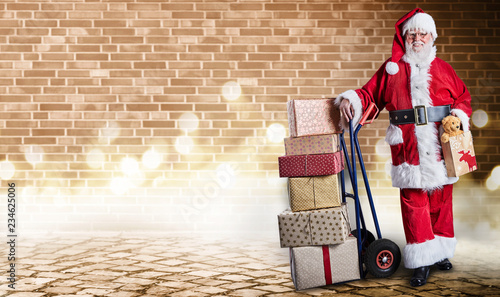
[410,266,430,287]
[435,258,453,270]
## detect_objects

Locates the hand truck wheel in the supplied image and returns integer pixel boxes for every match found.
[364,238,401,278]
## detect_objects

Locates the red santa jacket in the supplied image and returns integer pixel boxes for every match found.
[335,48,472,190]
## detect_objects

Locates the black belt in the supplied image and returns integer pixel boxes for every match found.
[389,105,451,126]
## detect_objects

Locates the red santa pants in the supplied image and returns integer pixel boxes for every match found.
[400,184,457,269]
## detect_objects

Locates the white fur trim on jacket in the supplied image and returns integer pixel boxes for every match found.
[334,90,363,131]
[404,236,456,269]
[390,48,457,191]
[385,61,399,75]
[451,108,470,132]
[385,124,403,145]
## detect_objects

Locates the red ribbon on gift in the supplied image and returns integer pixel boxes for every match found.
[322,245,333,285]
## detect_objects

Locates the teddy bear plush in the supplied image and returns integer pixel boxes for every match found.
[441,115,464,143]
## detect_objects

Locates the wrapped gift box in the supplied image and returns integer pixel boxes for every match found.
[287,98,341,137]
[278,203,350,248]
[284,134,340,156]
[288,175,341,212]
[442,131,477,177]
[290,237,360,290]
[278,151,343,178]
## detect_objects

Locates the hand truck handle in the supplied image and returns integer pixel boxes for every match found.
[359,102,379,126]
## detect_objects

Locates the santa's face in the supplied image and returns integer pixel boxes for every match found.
[405,29,432,53]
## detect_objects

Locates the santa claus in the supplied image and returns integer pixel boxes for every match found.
[337,8,472,286]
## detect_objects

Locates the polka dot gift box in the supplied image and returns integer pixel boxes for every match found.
[278,203,350,248]
[287,98,342,137]
[278,151,344,178]
[284,134,340,156]
[290,237,360,290]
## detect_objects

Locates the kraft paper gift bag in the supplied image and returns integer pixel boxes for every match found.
[442,131,477,177]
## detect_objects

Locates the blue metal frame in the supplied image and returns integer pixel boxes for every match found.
[340,120,383,278]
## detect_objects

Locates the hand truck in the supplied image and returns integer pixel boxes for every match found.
[340,102,401,278]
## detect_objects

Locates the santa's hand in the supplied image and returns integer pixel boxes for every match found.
[340,99,354,122]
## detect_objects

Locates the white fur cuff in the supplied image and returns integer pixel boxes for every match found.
[451,108,470,132]
[334,90,363,130]
[403,236,457,269]
[385,124,403,145]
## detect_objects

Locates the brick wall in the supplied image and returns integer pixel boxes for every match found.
[0,0,498,235]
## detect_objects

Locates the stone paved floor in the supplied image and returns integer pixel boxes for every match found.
[1,233,500,296]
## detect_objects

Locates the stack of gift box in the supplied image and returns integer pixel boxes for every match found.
[277,98,360,290]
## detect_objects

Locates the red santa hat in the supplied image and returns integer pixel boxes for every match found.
[385,8,438,75]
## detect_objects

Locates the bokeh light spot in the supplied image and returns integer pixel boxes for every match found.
[110,177,130,195]
[376,138,391,158]
[215,163,236,189]
[486,176,498,191]
[0,161,15,180]
[385,160,392,177]
[121,157,139,176]
[472,109,488,128]
[222,81,242,101]
[266,123,286,143]
[25,145,44,165]
[179,112,199,133]
[175,136,194,155]
[491,166,500,180]
[86,149,105,169]
[100,121,121,143]
[142,149,162,169]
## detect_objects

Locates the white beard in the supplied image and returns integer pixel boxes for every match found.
[404,40,435,65]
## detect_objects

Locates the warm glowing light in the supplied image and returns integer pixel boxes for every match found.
[100,121,121,143]
[153,176,168,187]
[215,163,236,189]
[266,123,286,143]
[491,166,500,181]
[376,138,391,158]
[41,187,61,206]
[129,171,145,188]
[485,166,500,191]
[21,186,38,202]
[472,109,488,128]
[110,177,130,195]
[486,176,498,191]
[222,81,242,101]
[86,149,105,169]
[142,149,162,169]
[175,136,194,154]
[179,112,199,132]
[267,176,287,187]
[121,157,139,176]
[25,145,44,165]
[385,160,392,177]
[0,161,15,180]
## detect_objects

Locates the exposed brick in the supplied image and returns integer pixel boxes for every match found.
[0,0,495,233]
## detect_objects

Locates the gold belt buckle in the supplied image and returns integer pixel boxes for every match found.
[414,105,428,126]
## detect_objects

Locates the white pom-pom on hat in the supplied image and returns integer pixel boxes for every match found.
[385,61,399,75]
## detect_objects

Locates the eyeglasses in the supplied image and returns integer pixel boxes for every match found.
[406,32,428,39]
